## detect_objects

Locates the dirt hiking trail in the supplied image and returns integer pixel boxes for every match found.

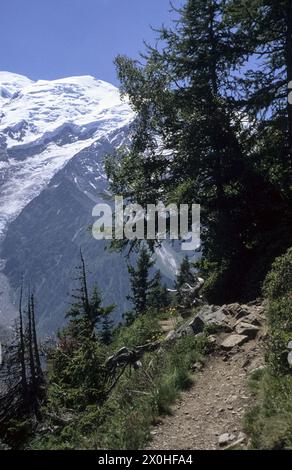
[148,304,266,450]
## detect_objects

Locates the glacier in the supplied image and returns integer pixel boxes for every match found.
[0,72,134,241]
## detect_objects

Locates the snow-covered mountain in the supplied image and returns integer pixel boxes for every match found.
[0,72,133,241]
[0,71,186,336]
[0,71,134,333]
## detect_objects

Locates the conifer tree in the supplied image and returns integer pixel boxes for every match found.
[175,256,197,303]
[147,270,170,312]
[127,246,155,316]
[30,293,43,385]
[175,257,196,290]
[100,314,114,345]
[68,251,115,337]
[106,0,252,301]
[106,0,292,301]
[27,293,37,402]
[18,284,28,409]
[50,253,115,409]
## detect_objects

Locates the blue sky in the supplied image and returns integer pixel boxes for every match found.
[0,0,182,85]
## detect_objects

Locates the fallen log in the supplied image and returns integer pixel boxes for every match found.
[105,341,162,372]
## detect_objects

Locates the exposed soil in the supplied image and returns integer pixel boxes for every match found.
[148,315,265,450]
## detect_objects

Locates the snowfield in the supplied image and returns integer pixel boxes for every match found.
[0,72,133,147]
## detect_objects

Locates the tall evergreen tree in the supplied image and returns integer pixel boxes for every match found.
[106,0,251,299]
[175,256,197,303]
[106,0,292,301]
[147,270,170,312]
[224,0,292,294]
[100,314,114,345]
[49,253,116,410]
[30,293,43,385]
[127,246,155,316]
[27,293,37,404]
[18,283,28,410]
[68,251,115,337]
[175,257,196,290]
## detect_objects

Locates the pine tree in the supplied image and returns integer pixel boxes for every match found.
[174,256,197,303]
[68,251,115,337]
[106,0,292,301]
[127,246,155,317]
[147,270,170,312]
[30,293,43,385]
[18,283,28,410]
[106,0,253,301]
[27,293,37,403]
[50,253,116,409]
[100,314,114,345]
[223,0,292,296]
[175,257,196,289]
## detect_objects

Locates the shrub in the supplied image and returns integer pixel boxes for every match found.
[263,247,292,374]
[245,370,292,449]
[28,307,208,450]
[245,248,292,449]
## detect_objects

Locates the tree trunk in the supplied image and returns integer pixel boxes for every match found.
[27,296,37,414]
[30,294,43,382]
[18,285,28,408]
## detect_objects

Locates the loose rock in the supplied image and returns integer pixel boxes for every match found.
[235,322,260,339]
[221,334,249,350]
[218,433,236,446]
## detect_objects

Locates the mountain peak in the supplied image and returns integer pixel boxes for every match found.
[0,71,33,101]
[0,71,33,83]
[0,70,133,245]
[0,71,133,149]
[0,72,118,102]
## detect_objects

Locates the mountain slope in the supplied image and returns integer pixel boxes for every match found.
[0,72,134,333]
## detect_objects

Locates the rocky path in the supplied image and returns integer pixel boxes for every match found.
[148,304,266,450]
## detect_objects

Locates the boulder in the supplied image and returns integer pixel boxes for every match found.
[191,362,204,372]
[196,305,233,332]
[224,303,250,320]
[220,334,249,350]
[189,315,205,334]
[235,322,260,339]
[166,324,194,341]
[242,313,261,326]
